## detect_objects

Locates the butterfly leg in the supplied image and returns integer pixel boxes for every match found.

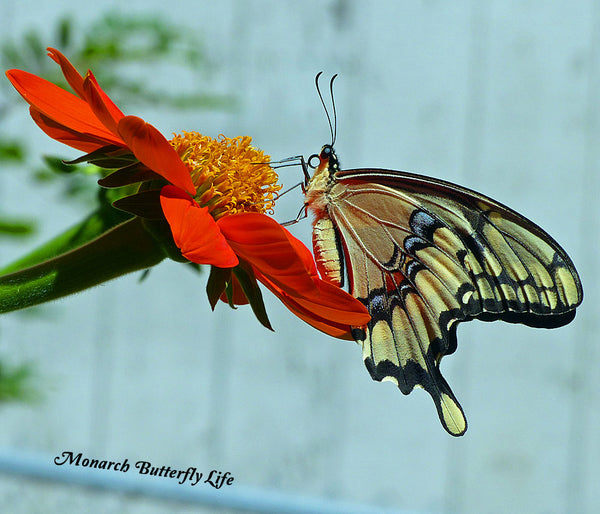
[281,204,308,226]
[271,155,312,184]
[274,154,313,226]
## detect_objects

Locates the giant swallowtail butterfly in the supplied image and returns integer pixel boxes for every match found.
[297,74,583,436]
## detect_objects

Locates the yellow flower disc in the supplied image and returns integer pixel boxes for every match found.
[170,132,281,219]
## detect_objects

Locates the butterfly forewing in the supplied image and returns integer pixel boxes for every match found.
[308,165,582,436]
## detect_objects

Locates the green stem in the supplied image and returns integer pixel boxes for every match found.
[0,205,131,276]
[0,217,166,314]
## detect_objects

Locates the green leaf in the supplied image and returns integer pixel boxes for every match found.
[233,265,272,331]
[206,266,231,310]
[0,217,166,314]
[98,163,160,188]
[223,280,235,308]
[112,190,164,219]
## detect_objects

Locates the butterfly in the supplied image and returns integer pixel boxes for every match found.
[297,74,583,436]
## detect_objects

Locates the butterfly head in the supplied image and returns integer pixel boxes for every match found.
[308,144,340,179]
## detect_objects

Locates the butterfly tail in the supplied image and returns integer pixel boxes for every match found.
[358,331,468,436]
[427,370,467,437]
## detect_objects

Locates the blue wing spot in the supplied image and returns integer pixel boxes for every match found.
[409,209,443,241]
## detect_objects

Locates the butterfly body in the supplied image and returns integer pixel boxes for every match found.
[306,147,346,287]
[304,144,583,436]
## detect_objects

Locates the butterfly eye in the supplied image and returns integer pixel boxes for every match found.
[320,145,332,160]
[308,153,320,169]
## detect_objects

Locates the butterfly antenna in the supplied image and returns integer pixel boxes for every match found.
[329,74,338,146]
[315,72,335,147]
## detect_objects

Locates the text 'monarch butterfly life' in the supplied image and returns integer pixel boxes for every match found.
[292,73,583,436]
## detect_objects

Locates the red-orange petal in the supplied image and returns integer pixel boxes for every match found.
[217,213,319,297]
[82,71,124,136]
[280,300,354,339]
[30,107,112,153]
[257,269,370,327]
[258,277,356,338]
[6,69,124,147]
[47,48,125,129]
[84,70,125,123]
[118,116,196,195]
[46,47,86,99]
[295,280,370,326]
[160,185,238,268]
[218,212,370,332]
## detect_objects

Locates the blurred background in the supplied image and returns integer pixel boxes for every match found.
[0,1,598,513]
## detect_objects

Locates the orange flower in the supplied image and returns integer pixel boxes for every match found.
[5,48,370,336]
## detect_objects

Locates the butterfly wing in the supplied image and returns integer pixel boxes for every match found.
[311,168,582,436]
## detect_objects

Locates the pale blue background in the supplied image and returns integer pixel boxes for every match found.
[0,1,598,513]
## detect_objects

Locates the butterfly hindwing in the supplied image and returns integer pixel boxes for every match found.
[310,167,582,436]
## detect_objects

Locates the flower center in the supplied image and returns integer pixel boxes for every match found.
[170,132,281,219]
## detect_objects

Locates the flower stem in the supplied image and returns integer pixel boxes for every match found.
[0,217,166,314]
[0,205,131,276]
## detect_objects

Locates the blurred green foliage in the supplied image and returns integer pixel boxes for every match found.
[1,12,235,109]
[0,218,36,237]
[0,12,234,403]
[0,140,24,161]
[0,360,37,402]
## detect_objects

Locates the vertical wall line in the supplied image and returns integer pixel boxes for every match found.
[460,3,491,187]
[0,1,14,213]
[444,1,491,512]
[90,288,114,454]
[206,305,233,464]
[566,1,600,513]
[201,0,249,465]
